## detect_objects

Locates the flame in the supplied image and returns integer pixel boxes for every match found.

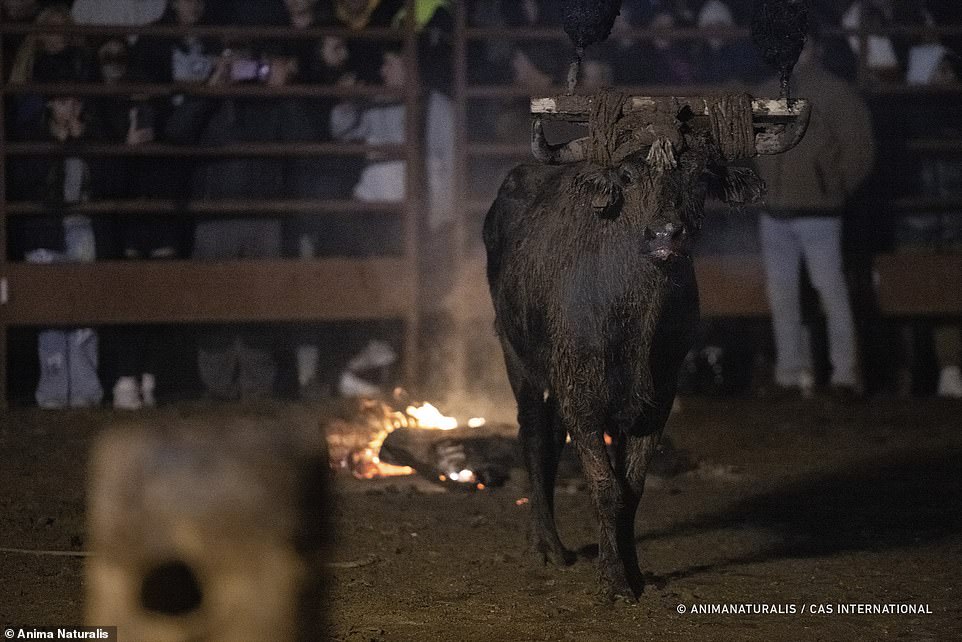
[405,402,458,430]
[350,448,415,479]
[449,469,477,484]
[348,397,486,485]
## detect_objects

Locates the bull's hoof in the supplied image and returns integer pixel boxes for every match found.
[598,567,639,603]
[598,580,638,604]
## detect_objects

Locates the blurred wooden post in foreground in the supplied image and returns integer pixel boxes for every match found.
[86,420,331,641]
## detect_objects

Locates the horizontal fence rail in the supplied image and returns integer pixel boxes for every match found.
[3,200,406,215]
[4,142,405,157]
[1,259,416,325]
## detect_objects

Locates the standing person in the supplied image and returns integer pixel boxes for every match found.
[132,0,219,85]
[7,3,96,138]
[166,46,311,401]
[281,0,368,398]
[900,42,962,398]
[94,37,175,409]
[755,34,876,396]
[9,94,106,408]
[316,0,404,84]
[329,45,454,396]
[331,45,454,234]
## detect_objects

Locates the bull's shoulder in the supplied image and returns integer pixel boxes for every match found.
[484,164,563,236]
[483,164,560,286]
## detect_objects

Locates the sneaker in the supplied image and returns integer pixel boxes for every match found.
[140,373,157,408]
[113,376,142,411]
[938,365,962,399]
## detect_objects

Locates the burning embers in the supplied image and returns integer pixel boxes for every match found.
[340,394,490,489]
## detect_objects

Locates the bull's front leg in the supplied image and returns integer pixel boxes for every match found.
[568,421,633,601]
[613,431,662,598]
[518,390,570,566]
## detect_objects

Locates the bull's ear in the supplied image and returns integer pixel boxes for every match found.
[584,168,624,219]
[704,164,766,206]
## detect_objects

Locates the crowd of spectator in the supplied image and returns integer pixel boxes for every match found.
[2,0,961,407]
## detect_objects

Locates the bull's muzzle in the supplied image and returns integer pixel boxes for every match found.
[643,223,688,261]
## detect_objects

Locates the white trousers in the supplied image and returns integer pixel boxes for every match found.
[759,215,858,387]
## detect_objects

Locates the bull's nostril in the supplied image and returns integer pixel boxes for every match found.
[671,225,686,239]
[644,227,656,241]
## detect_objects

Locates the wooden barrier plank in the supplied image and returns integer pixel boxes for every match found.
[1,259,415,325]
[875,253,962,316]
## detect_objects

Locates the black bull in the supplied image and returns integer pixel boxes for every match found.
[482,95,806,600]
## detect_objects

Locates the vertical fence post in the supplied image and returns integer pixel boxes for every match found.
[402,0,422,389]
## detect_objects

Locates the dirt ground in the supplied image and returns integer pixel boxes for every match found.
[1,396,961,641]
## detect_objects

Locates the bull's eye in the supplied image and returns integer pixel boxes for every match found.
[620,168,634,185]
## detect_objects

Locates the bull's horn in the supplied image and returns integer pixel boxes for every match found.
[531,117,588,164]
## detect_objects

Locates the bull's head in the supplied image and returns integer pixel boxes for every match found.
[529,93,811,260]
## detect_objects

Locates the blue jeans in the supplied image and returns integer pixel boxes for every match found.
[36,328,103,408]
[29,215,103,407]
[759,215,858,388]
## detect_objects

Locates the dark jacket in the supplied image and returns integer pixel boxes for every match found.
[7,114,112,258]
[755,61,876,215]
[165,97,315,200]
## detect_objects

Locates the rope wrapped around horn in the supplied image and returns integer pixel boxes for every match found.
[707,93,756,161]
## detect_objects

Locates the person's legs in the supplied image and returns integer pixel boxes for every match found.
[238,327,277,400]
[759,214,805,388]
[36,330,68,409]
[197,330,240,400]
[239,219,281,259]
[68,328,103,407]
[796,217,859,388]
[193,221,245,398]
[234,220,282,399]
[935,325,962,398]
[192,220,241,261]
